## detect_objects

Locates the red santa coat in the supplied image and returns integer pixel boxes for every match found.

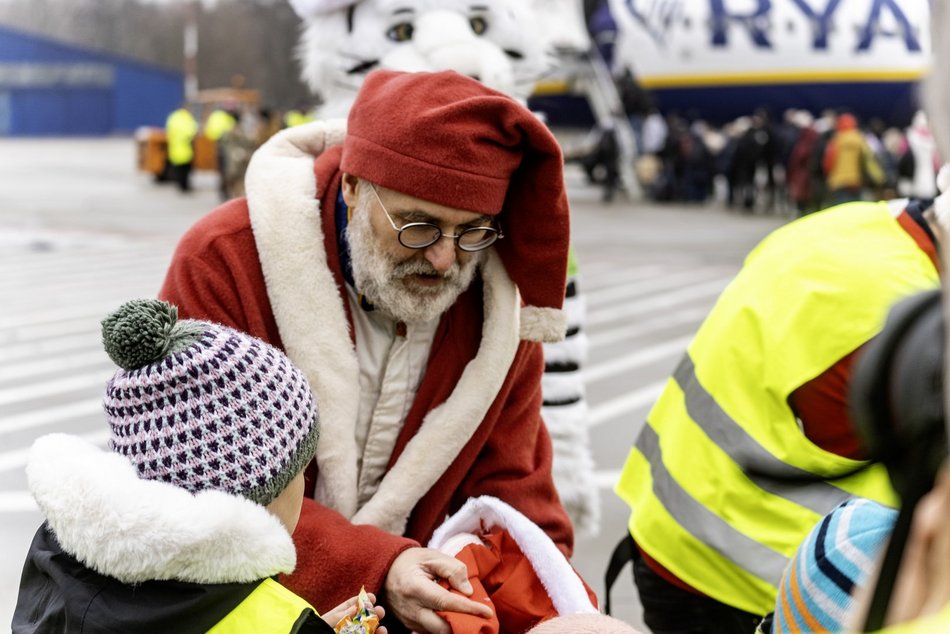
[158,120,573,616]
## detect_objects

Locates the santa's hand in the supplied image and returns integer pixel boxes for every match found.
[384,547,493,634]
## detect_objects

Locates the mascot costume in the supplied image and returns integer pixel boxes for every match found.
[286,0,599,536]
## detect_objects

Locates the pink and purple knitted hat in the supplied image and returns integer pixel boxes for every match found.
[100,299,319,506]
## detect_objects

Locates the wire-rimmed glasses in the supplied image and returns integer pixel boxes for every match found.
[369,183,503,252]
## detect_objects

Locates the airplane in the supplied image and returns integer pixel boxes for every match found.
[606,0,931,126]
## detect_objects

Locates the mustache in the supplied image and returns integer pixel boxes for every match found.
[392,258,459,281]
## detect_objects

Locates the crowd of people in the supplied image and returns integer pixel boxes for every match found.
[623,105,941,215]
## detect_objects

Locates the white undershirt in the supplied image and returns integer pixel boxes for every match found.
[347,285,439,508]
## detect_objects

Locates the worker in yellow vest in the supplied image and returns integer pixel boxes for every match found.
[205,108,237,142]
[609,199,942,633]
[165,104,199,193]
[11,300,386,633]
[204,108,238,201]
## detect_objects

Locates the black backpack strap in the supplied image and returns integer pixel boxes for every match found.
[604,533,636,615]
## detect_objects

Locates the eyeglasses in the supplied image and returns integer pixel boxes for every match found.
[369,183,503,252]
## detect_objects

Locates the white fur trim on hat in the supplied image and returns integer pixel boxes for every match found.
[521,305,568,343]
[27,434,296,585]
[933,163,950,232]
[428,496,598,617]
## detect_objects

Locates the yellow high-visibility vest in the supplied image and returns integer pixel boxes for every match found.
[205,110,237,142]
[284,110,315,128]
[208,578,319,633]
[166,108,198,166]
[616,202,939,615]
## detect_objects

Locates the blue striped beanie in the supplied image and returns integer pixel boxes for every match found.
[772,498,897,634]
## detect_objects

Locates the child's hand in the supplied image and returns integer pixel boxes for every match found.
[321,591,387,634]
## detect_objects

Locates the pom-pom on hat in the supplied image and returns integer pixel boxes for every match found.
[100,299,319,507]
[341,69,571,342]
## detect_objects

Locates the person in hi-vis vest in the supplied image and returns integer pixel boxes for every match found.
[204,108,238,201]
[12,300,386,633]
[165,104,199,193]
[612,196,944,633]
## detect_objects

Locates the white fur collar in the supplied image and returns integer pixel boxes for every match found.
[429,496,598,616]
[27,434,296,585]
[245,123,522,533]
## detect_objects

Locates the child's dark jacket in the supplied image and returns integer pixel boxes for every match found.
[12,435,329,634]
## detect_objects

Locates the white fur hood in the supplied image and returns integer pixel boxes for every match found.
[243,121,527,532]
[26,434,297,585]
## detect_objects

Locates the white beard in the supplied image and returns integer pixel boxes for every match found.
[345,203,483,324]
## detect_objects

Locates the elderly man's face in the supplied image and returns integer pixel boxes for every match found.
[341,174,487,323]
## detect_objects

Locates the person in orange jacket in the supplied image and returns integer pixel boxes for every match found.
[822,112,883,205]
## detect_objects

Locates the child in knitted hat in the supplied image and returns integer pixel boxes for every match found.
[12,299,385,634]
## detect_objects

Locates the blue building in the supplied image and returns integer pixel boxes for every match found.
[0,24,183,136]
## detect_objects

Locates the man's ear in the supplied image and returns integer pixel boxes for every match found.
[341,173,360,208]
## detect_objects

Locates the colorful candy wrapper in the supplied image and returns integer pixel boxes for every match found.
[335,587,379,634]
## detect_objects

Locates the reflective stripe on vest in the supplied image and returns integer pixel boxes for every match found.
[616,202,939,615]
[673,355,864,514]
[207,578,317,633]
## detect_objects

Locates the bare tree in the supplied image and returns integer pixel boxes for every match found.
[0,0,312,109]
[197,0,310,108]
[0,0,181,67]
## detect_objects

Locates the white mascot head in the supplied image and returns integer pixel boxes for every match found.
[287,0,590,117]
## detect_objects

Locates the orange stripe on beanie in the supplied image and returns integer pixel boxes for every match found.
[341,70,571,342]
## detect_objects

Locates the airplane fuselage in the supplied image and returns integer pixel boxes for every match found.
[608,0,931,125]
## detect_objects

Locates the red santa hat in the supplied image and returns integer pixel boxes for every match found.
[341,69,570,342]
